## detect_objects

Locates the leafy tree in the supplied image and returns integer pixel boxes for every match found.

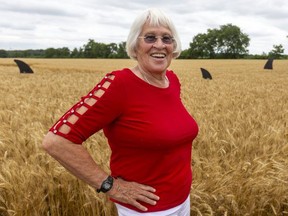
[269,44,284,59]
[189,33,211,58]
[59,47,70,58]
[188,24,250,59]
[217,24,250,58]
[178,49,190,59]
[70,48,80,58]
[0,49,8,57]
[83,39,95,58]
[107,43,118,58]
[82,40,128,58]
[116,42,128,58]
[83,39,110,58]
[44,47,70,58]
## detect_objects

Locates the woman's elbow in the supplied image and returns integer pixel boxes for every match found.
[42,132,58,153]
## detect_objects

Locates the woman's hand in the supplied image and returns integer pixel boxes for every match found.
[107,178,160,211]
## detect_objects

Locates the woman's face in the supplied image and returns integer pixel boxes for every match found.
[135,22,175,74]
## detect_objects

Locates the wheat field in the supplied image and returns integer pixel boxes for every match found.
[0,58,287,216]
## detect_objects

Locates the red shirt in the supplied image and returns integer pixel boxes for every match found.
[50,68,198,212]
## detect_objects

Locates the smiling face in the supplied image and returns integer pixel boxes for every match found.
[135,22,175,75]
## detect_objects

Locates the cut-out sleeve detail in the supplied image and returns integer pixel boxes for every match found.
[49,72,125,144]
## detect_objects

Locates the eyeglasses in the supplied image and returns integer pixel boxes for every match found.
[138,35,174,44]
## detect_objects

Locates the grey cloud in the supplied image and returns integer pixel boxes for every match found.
[0,1,82,17]
[0,0,287,54]
[0,22,35,31]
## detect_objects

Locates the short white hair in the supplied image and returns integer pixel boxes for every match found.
[126,8,182,60]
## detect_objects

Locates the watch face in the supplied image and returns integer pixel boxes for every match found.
[97,176,113,193]
[103,182,111,190]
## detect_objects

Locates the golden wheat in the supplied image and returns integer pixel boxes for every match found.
[0,58,287,216]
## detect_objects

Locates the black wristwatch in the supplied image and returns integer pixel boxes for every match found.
[96,175,114,193]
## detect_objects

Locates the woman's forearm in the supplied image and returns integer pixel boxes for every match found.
[42,132,160,211]
[42,132,108,189]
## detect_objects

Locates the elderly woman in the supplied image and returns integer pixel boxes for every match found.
[42,8,198,216]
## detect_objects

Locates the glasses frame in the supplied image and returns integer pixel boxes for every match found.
[138,35,175,45]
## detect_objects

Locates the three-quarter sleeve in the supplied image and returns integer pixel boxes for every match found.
[49,71,125,144]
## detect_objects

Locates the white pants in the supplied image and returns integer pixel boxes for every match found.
[115,195,190,216]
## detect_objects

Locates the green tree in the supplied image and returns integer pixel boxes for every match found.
[107,43,118,58]
[58,47,70,58]
[189,33,211,58]
[44,48,56,58]
[83,39,95,58]
[269,44,284,59]
[70,48,80,58]
[116,42,128,58]
[217,24,250,58]
[44,47,70,58]
[0,49,8,57]
[179,49,190,59]
[83,39,111,58]
[188,24,250,59]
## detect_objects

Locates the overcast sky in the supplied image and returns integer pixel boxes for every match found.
[0,0,287,54]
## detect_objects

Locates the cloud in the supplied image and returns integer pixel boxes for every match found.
[0,0,287,54]
[0,1,82,17]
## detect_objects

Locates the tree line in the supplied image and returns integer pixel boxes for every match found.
[0,24,286,59]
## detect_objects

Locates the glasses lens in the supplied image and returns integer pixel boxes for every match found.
[141,35,174,44]
[162,36,173,44]
[144,35,157,43]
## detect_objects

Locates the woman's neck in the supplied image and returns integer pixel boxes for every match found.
[136,65,169,88]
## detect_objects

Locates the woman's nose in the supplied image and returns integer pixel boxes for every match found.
[153,38,166,48]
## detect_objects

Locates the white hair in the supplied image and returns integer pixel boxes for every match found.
[126,8,182,60]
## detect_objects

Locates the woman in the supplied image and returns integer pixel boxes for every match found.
[42,8,198,215]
